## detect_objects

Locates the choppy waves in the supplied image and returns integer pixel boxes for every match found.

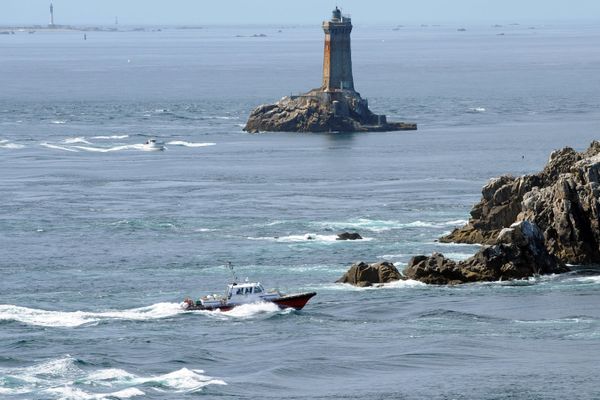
[0,302,185,328]
[0,139,25,149]
[248,233,373,243]
[313,218,468,232]
[36,136,216,153]
[0,356,225,398]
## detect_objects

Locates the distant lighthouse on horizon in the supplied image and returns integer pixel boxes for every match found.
[49,2,55,27]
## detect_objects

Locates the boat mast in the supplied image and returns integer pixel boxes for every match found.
[226,261,238,284]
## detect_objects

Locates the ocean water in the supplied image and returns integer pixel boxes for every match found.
[1,23,600,399]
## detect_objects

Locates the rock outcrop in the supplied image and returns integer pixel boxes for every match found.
[244,89,416,133]
[336,232,363,240]
[336,261,402,287]
[441,141,600,265]
[405,221,568,284]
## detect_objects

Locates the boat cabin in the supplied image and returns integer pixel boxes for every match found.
[227,282,266,301]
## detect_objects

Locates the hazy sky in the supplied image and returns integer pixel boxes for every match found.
[3,0,600,25]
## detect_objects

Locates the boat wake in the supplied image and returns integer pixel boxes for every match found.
[0,355,225,399]
[199,302,292,320]
[0,302,185,328]
[39,138,215,152]
[166,140,216,147]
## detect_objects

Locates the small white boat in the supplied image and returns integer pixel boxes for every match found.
[142,138,165,151]
[181,263,316,312]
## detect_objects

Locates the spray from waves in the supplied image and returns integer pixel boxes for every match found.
[199,302,288,320]
[0,302,185,328]
[50,120,67,124]
[313,218,468,232]
[0,355,225,399]
[167,141,216,148]
[91,135,129,139]
[64,137,91,144]
[247,233,372,243]
[323,279,426,292]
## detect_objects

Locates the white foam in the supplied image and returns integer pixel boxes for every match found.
[71,144,146,153]
[467,107,486,113]
[210,302,282,319]
[569,275,600,284]
[64,137,91,144]
[0,142,25,149]
[248,233,372,243]
[91,135,129,139]
[324,279,426,291]
[0,302,185,328]
[50,120,67,124]
[313,218,468,232]
[443,252,474,261]
[313,218,403,232]
[0,356,224,398]
[167,141,216,148]
[40,142,79,152]
[142,368,226,392]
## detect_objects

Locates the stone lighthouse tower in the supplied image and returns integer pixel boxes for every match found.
[322,7,354,92]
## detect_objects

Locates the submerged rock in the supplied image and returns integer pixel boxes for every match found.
[336,232,363,240]
[441,141,600,265]
[244,89,416,133]
[405,221,568,284]
[336,261,402,287]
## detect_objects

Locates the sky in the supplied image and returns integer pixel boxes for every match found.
[3,0,600,26]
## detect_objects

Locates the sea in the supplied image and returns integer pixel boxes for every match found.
[1,22,600,399]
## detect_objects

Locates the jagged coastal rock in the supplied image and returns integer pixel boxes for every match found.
[404,221,568,285]
[442,141,600,265]
[336,231,363,240]
[245,89,416,134]
[336,261,401,287]
[337,142,600,287]
[244,8,416,133]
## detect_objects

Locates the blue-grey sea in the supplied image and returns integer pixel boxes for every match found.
[1,23,600,399]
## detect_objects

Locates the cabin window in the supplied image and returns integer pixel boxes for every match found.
[245,287,252,294]
[236,288,243,295]
[254,286,263,293]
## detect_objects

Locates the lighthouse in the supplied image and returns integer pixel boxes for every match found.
[49,3,55,27]
[322,7,354,92]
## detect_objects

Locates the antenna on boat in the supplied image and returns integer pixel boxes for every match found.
[226,261,238,284]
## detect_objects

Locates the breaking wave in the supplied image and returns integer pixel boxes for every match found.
[247,233,372,243]
[324,279,426,291]
[0,302,185,328]
[0,139,25,149]
[64,137,91,144]
[0,356,225,398]
[40,142,80,152]
[312,218,467,232]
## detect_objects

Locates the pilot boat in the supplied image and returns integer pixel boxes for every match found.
[181,264,316,312]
